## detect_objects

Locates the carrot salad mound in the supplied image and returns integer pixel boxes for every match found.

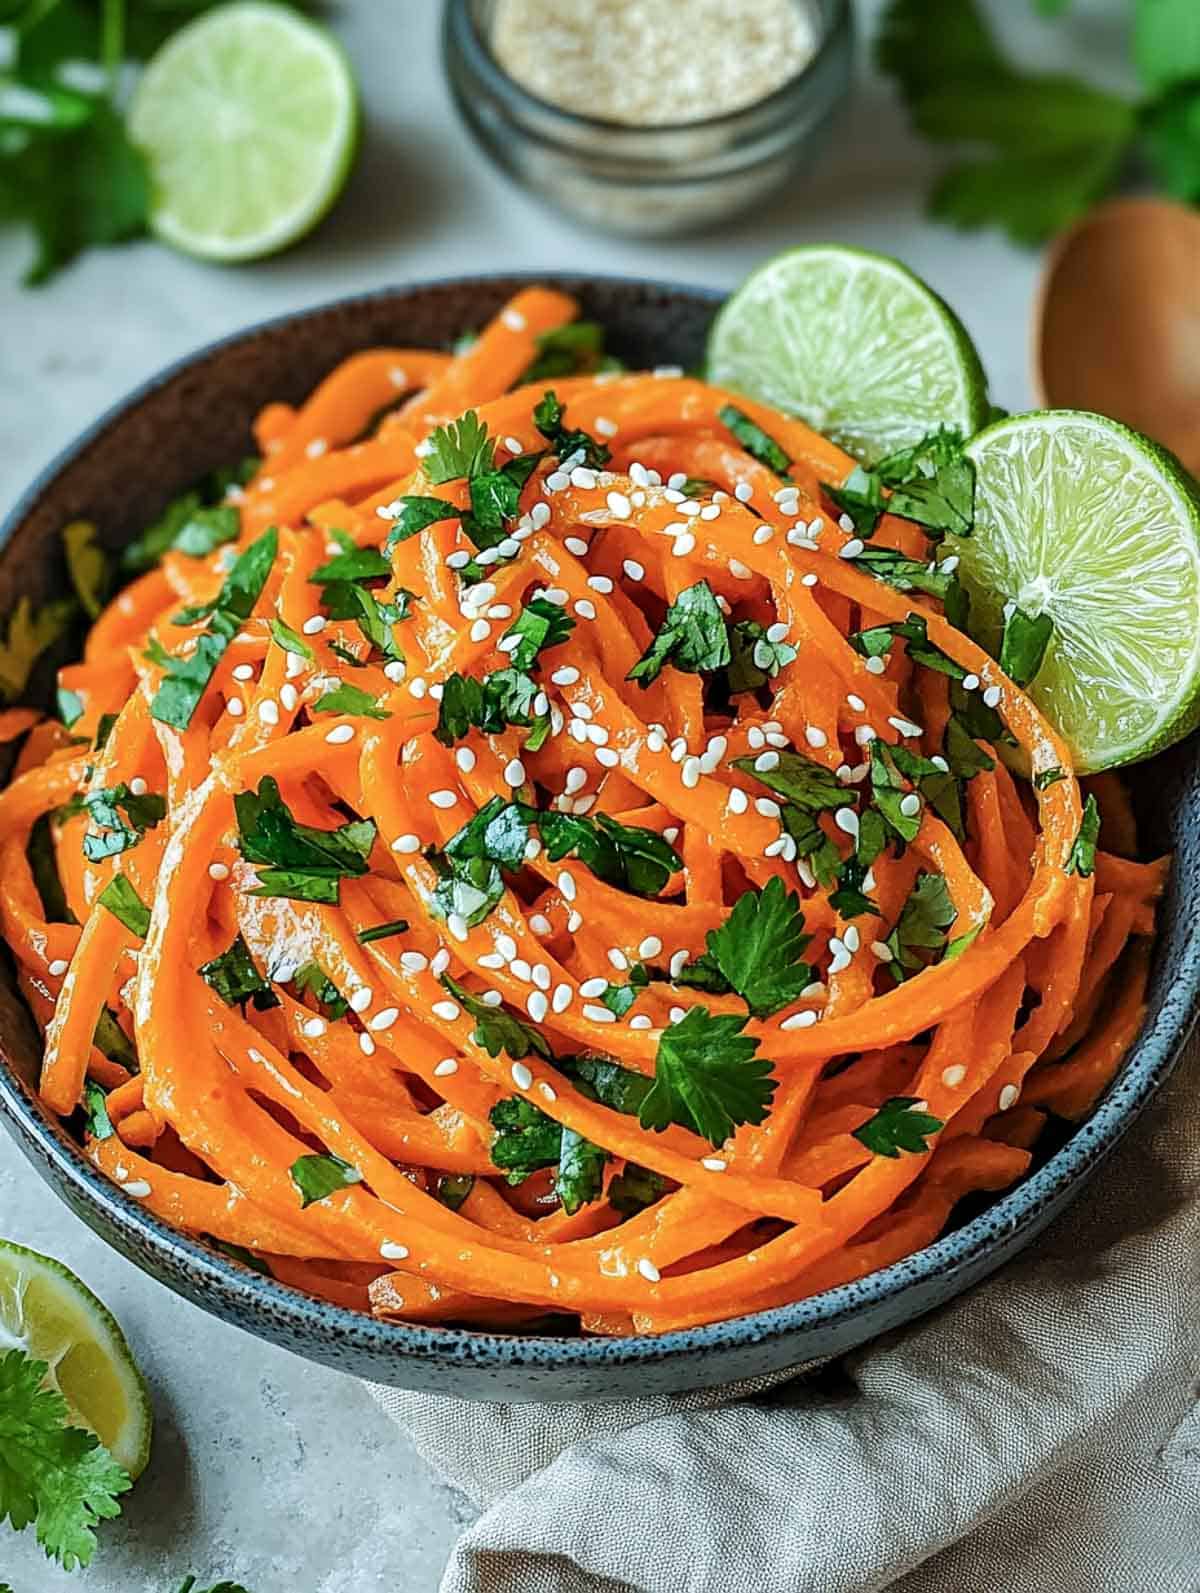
[0,287,1163,1334]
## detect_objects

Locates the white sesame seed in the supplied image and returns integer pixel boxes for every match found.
[301,1016,326,1040]
[764,837,787,858]
[835,807,860,839]
[504,758,526,788]
[409,677,428,699]
[302,615,327,636]
[931,755,950,772]
[501,307,527,331]
[899,792,921,818]
[999,1083,1020,1111]
[804,725,828,749]
[369,1006,400,1032]
[468,618,490,644]
[637,1258,661,1283]
[446,550,471,571]
[595,746,619,769]
[511,958,532,982]
[673,532,697,557]
[942,1064,967,1088]
[345,987,371,1015]
[681,755,701,789]
[962,673,980,692]
[258,699,280,726]
[558,870,577,902]
[123,1180,152,1198]
[226,697,244,716]
[546,470,570,492]
[622,558,645,582]
[232,663,254,682]
[701,1157,728,1172]
[608,947,629,971]
[870,940,892,962]
[358,1032,376,1055]
[569,467,597,491]
[379,1240,410,1262]
[526,988,549,1023]
[630,1014,653,1029]
[392,833,421,854]
[431,949,451,976]
[754,797,781,818]
[429,789,459,808]
[279,682,298,712]
[432,1000,460,1022]
[587,574,614,594]
[854,725,877,746]
[434,1057,458,1078]
[447,913,469,943]
[323,722,358,747]
[532,962,552,990]
[983,685,1003,708]
[727,788,748,815]
[595,416,618,438]
[574,599,597,620]
[585,724,609,746]
[583,1003,616,1023]
[208,862,230,881]
[400,951,429,974]
[663,827,679,845]
[669,949,688,978]
[748,725,766,750]
[580,977,608,999]
[839,539,865,560]
[749,524,772,546]
[734,482,754,503]
[48,957,69,976]
[754,750,780,773]
[552,983,572,1013]
[781,1010,818,1030]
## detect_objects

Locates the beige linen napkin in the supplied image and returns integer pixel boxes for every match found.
[370,1038,1200,1593]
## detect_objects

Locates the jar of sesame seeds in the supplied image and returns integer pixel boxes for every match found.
[442,0,853,236]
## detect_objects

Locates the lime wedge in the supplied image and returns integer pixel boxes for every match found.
[129,1,359,264]
[707,245,990,464]
[959,410,1200,772]
[0,1238,152,1478]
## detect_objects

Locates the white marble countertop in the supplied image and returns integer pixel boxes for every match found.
[0,2,1127,1587]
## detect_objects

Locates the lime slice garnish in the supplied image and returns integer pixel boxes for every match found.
[0,1238,153,1478]
[959,410,1200,772]
[707,245,990,465]
[129,1,359,264]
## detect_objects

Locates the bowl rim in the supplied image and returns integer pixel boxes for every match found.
[1,268,1197,1373]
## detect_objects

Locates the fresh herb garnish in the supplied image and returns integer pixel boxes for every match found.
[434,1173,475,1211]
[851,611,966,680]
[608,1163,668,1215]
[854,545,969,628]
[424,411,495,484]
[121,459,257,573]
[732,748,845,815]
[823,428,974,541]
[93,1007,137,1071]
[0,595,76,703]
[532,389,611,470]
[357,918,409,945]
[311,682,390,720]
[82,1079,114,1141]
[81,782,166,862]
[488,1096,560,1182]
[884,871,957,983]
[429,797,531,929]
[678,878,813,1019]
[555,1128,609,1214]
[1067,793,1101,877]
[308,530,391,588]
[386,495,460,549]
[234,775,375,904]
[268,618,313,660]
[501,596,575,671]
[63,520,108,619]
[639,1007,777,1147]
[853,1096,944,1158]
[150,527,277,730]
[0,1347,131,1567]
[199,936,279,1012]
[292,962,348,1021]
[440,973,551,1061]
[718,404,791,475]
[537,809,681,898]
[724,620,798,694]
[521,321,619,383]
[1034,766,1066,791]
[627,580,730,687]
[289,1152,362,1209]
[97,875,150,938]
[998,603,1054,688]
[57,685,84,728]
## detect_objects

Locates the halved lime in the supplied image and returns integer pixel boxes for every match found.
[707,245,990,464]
[129,1,359,264]
[959,410,1200,772]
[0,1238,152,1478]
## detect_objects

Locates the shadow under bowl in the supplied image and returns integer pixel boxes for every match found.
[1,273,1198,1402]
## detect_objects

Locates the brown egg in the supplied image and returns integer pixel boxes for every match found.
[1035,196,1200,475]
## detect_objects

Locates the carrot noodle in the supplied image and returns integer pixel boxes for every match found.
[0,290,1161,1336]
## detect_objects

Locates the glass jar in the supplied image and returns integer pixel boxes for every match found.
[442,0,854,237]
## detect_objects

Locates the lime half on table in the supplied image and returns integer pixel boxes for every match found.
[959,410,1200,773]
[129,1,359,264]
[707,245,990,465]
[0,1238,152,1478]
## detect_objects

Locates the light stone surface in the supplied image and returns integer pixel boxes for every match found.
[0,1,1127,1587]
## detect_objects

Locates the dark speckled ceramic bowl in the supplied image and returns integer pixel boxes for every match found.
[2,274,1198,1402]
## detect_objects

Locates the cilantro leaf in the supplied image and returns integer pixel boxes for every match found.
[289,1153,362,1208]
[854,544,970,628]
[199,936,279,1012]
[639,1007,777,1146]
[501,596,575,671]
[885,871,957,983]
[823,465,888,536]
[691,878,812,1018]
[488,1096,560,1182]
[724,620,798,694]
[27,811,79,927]
[521,320,615,383]
[731,748,846,815]
[441,973,551,1060]
[386,495,459,550]
[868,741,922,845]
[1034,766,1066,792]
[292,962,348,1020]
[718,404,791,475]
[0,1348,131,1568]
[469,451,542,535]
[532,389,611,469]
[850,612,966,681]
[853,1096,944,1158]
[0,595,76,702]
[308,531,391,587]
[627,580,730,687]
[556,1127,608,1214]
[998,603,1053,687]
[311,682,390,720]
[80,782,166,862]
[874,428,975,537]
[434,1173,475,1211]
[121,459,255,574]
[234,776,375,904]
[1067,792,1100,877]
[97,875,150,938]
[269,618,313,660]
[536,810,681,897]
[170,505,240,559]
[62,520,108,618]
[424,412,495,484]
[557,1053,654,1115]
[93,1006,137,1071]
[608,1163,667,1215]
[82,1079,114,1140]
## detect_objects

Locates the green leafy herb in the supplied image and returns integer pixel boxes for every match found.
[639,1007,777,1147]
[998,603,1054,687]
[717,404,791,475]
[732,748,846,815]
[441,973,550,1061]
[199,936,279,1012]
[598,981,638,1018]
[308,530,390,588]
[521,320,618,382]
[93,712,117,752]
[434,1173,475,1212]
[435,670,535,745]
[57,685,84,728]
[357,918,409,945]
[385,495,460,549]
[151,527,277,729]
[96,874,150,938]
[82,1079,114,1141]
[884,871,957,983]
[0,1347,131,1567]
[488,1096,560,1181]
[171,505,241,559]
[854,546,969,632]
[234,775,375,904]
[868,741,922,845]
[268,617,313,660]
[876,0,1138,244]
[469,451,542,537]
[292,962,348,1021]
[608,1163,667,1215]
[558,1053,654,1116]
[555,1127,609,1214]
[93,1007,136,1071]
[81,781,166,862]
[724,620,798,694]
[424,411,495,484]
[428,798,525,930]
[501,596,575,671]
[823,464,888,536]
[850,612,966,681]
[679,878,813,1019]
[289,1152,362,1209]
[0,595,76,702]
[874,428,975,537]
[536,809,681,897]
[1067,792,1100,877]
[62,520,108,618]
[627,580,730,687]
[853,1096,944,1158]
[532,389,611,470]
[122,459,257,574]
[1034,765,1066,791]
[311,682,390,720]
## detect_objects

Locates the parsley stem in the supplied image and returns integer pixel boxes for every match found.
[101,0,126,87]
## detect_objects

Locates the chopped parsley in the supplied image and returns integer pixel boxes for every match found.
[850,612,966,680]
[357,918,410,945]
[423,411,495,484]
[639,1007,777,1147]
[441,973,551,1061]
[608,1163,668,1215]
[627,580,730,687]
[96,875,150,939]
[883,871,958,984]
[121,457,257,573]
[532,389,611,470]
[308,530,391,587]
[292,963,348,1020]
[536,809,681,897]
[289,1152,362,1209]
[853,545,970,629]
[521,320,619,383]
[718,404,791,475]
[501,596,575,671]
[0,594,76,704]
[1067,793,1101,877]
[199,936,279,1012]
[81,783,166,862]
[63,520,109,619]
[82,1079,114,1141]
[853,1096,944,1158]
[724,620,798,695]
[311,682,390,720]
[822,427,975,541]
[677,877,813,1018]
[434,1173,475,1211]
[268,617,313,660]
[234,776,375,904]
[998,603,1054,687]
[386,495,460,549]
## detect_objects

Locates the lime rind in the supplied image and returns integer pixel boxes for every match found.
[961,409,1200,772]
[0,1238,153,1478]
[129,1,359,264]
[707,244,990,464]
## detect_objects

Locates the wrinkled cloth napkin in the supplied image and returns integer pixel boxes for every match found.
[370,1039,1200,1593]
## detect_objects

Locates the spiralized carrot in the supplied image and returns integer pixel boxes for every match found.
[0,290,1161,1335]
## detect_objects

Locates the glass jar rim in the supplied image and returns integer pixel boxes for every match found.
[445,0,853,140]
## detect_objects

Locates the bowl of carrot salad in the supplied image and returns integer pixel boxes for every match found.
[0,274,1193,1401]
